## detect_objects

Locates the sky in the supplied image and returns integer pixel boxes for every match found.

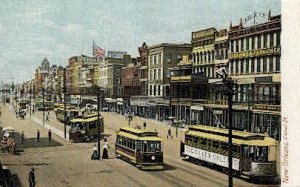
[0,0,280,84]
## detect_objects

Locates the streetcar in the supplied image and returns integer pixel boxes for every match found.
[115,127,164,170]
[68,113,104,142]
[180,125,278,182]
[55,107,80,122]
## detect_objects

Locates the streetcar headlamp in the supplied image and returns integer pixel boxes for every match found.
[151,156,156,161]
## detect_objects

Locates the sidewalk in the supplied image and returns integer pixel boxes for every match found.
[29,115,69,140]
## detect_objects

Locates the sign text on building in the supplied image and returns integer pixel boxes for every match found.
[253,104,281,112]
[229,47,281,60]
[192,28,216,40]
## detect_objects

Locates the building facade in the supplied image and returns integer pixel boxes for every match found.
[228,11,281,139]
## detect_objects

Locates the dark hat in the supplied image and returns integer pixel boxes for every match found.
[31,167,35,171]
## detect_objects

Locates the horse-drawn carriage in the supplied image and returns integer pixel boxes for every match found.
[0,127,17,154]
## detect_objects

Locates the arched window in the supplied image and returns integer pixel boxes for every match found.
[204,52,207,62]
[208,51,211,62]
[196,52,199,63]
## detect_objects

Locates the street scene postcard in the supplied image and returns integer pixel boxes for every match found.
[1,0,300,186]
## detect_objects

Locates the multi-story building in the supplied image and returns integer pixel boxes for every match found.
[147,43,191,120]
[33,58,50,96]
[121,59,139,102]
[148,43,191,97]
[138,42,149,96]
[228,11,281,139]
[66,55,99,95]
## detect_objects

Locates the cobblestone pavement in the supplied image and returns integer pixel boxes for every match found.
[0,104,270,187]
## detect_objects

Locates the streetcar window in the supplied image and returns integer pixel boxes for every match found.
[90,122,96,129]
[143,141,148,152]
[213,141,219,148]
[201,138,207,145]
[71,123,84,131]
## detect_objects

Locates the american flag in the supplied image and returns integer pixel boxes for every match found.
[93,41,106,60]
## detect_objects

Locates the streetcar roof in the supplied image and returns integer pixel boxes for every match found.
[120,126,158,135]
[189,125,264,138]
[69,115,102,123]
[186,130,277,146]
[117,131,162,141]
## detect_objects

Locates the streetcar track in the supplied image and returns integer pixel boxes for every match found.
[104,161,148,187]
[150,171,197,187]
[164,156,227,187]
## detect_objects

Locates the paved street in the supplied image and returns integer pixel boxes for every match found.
[0,104,270,187]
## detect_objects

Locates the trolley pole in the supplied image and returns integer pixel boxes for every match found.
[63,68,67,139]
[97,89,101,159]
[42,87,45,126]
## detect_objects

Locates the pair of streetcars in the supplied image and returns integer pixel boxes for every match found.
[67,115,278,181]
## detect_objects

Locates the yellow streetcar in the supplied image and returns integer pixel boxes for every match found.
[115,127,164,170]
[180,125,278,182]
[55,106,80,122]
[68,113,104,142]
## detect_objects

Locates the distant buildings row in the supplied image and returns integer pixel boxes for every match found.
[17,11,281,140]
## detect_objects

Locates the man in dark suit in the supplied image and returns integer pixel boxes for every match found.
[29,167,35,187]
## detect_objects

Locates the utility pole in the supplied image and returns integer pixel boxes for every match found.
[30,83,32,119]
[97,89,101,159]
[42,87,45,126]
[223,77,234,187]
[63,68,67,139]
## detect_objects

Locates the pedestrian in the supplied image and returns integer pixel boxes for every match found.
[102,138,109,159]
[48,129,52,141]
[176,126,178,137]
[21,131,25,144]
[28,167,35,187]
[37,129,40,142]
[91,144,99,160]
[167,128,173,139]
[32,108,34,114]
[143,122,147,129]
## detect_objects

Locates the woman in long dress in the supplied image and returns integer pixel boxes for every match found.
[102,139,108,159]
[91,144,98,160]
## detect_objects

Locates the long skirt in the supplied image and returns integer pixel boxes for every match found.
[91,150,99,160]
[102,148,108,159]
